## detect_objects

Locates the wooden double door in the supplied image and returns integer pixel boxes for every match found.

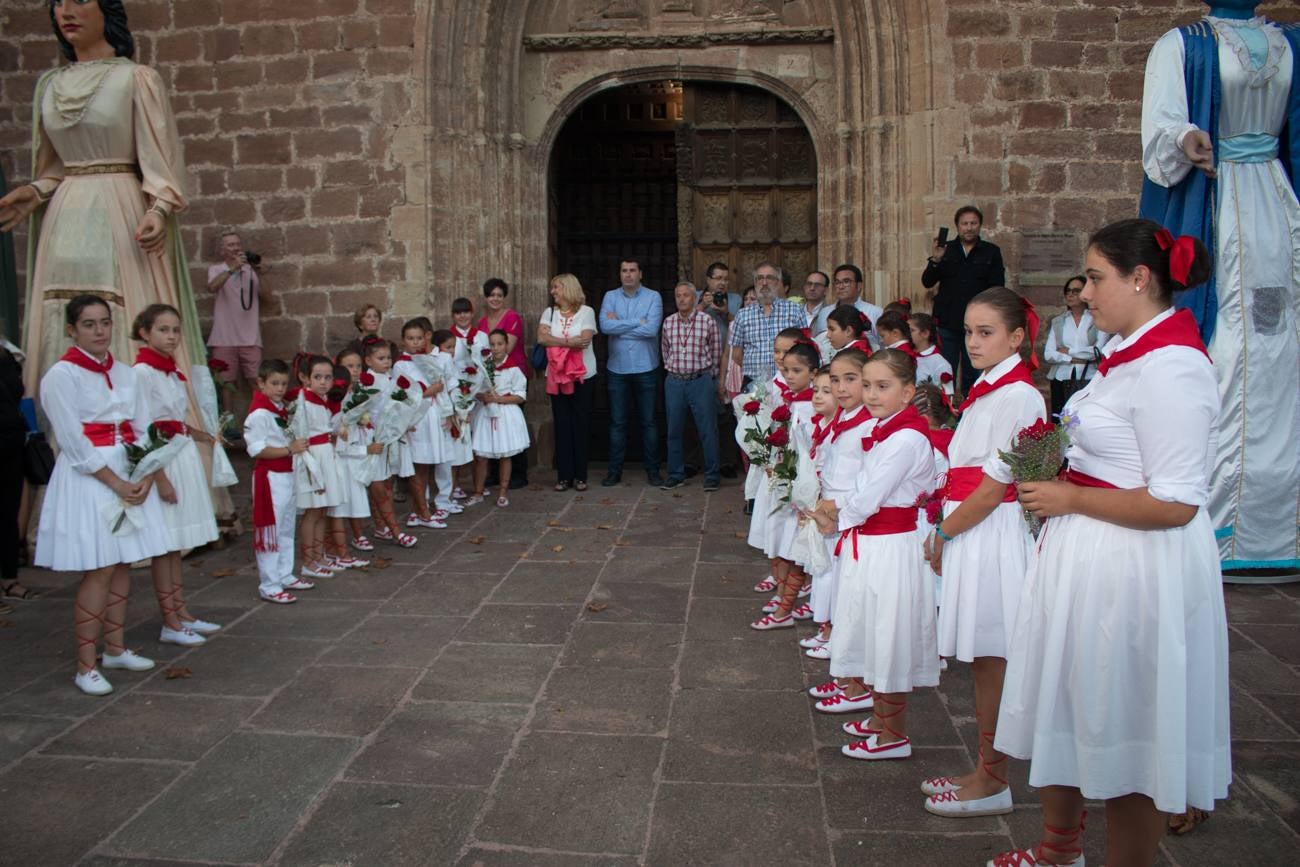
[549,80,817,461]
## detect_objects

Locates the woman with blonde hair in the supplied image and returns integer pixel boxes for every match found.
[537,274,597,491]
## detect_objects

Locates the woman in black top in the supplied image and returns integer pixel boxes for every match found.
[0,344,35,606]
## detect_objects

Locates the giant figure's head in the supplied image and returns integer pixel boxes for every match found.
[1202,1,1259,15]
[49,0,135,62]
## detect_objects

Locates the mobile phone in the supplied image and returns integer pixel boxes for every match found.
[937,227,949,245]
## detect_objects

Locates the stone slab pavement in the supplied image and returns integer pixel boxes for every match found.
[1,464,1298,866]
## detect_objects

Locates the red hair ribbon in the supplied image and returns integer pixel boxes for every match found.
[1154,227,1196,288]
[799,328,812,339]
[1020,296,1041,372]
[896,297,912,310]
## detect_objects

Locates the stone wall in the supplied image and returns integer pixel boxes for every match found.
[1,0,1296,361]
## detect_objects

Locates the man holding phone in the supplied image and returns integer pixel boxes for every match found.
[921,205,1005,392]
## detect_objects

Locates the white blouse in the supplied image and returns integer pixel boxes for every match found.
[243,403,289,459]
[947,354,1047,483]
[541,305,598,380]
[133,364,191,430]
[490,366,528,400]
[915,345,954,394]
[837,419,936,530]
[1044,310,1107,381]
[1064,308,1219,506]
[41,353,148,475]
[820,406,872,507]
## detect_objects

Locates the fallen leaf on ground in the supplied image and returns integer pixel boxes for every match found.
[372,639,387,645]
[165,667,192,679]
[734,532,746,539]
[720,575,732,582]
[370,558,391,570]
[595,523,613,530]
[725,507,733,513]
[574,496,585,502]
[672,493,683,499]
[614,540,631,547]
[210,568,235,578]
[549,544,565,553]
[599,497,615,506]
[585,602,609,612]
[377,799,403,809]
[468,536,487,545]
[547,520,563,527]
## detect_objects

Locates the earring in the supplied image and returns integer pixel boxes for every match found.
[1134,284,1142,293]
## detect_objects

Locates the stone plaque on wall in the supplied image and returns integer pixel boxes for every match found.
[1018,230,1082,282]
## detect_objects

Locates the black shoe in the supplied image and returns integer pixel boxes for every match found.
[743,499,754,516]
[601,474,622,487]
[703,478,720,492]
[509,477,529,490]
[719,464,738,479]
[646,474,666,487]
[684,464,700,478]
[659,477,685,490]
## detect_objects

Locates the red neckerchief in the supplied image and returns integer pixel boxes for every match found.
[397,353,417,363]
[60,346,114,389]
[927,427,955,457]
[1096,309,1209,377]
[453,324,480,344]
[887,340,919,360]
[956,360,1034,413]
[784,387,813,404]
[845,338,871,355]
[301,390,329,408]
[135,346,186,381]
[861,405,929,452]
[248,391,287,420]
[774,378,791,400]
[810,410,836,458]
[492,354,519,373]
[830,406,871,442]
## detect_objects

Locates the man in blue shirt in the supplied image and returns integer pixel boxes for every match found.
[599,259,664,486]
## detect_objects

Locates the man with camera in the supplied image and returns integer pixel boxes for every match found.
[207,231,269,413]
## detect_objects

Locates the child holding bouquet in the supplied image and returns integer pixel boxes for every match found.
[434,329,477,511]
[798,367,840,660]
[294,355,344,579]
[921,287,1046,818]
[38,296,173,694]
[470,330,530,506]
[810,349,938,761]
[451,297,491,498]
[394,320,447,529]
[332,347,378,555]
[361,337,419,548]
[322,362,369,570]
[131,304,221,647]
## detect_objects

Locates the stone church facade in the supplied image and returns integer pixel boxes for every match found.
[1,1,1296,423]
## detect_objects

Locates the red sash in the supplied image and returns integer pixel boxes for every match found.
[1062,468,1119,489]
[835,507,919,560]
[308,433,331,446]
[1096,309,1209,377]
[248,392,290,552]
[60,346,115,389]
[134,346,186,381]
[943,466,1015,504]
[956,360,1034,413]
[153,420,188,438]
[83,421,136,446]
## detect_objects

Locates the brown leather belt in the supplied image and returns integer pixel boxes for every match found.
[64,163,138,176]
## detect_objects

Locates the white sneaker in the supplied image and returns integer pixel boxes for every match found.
[284,578,316,591]
[940,658,949,671]
[159,626,206,646]
[790,603,814,620]
[405,512,423,528]
[749,613,794,631]
[842,718,883,737]
[798,582,812,598]
[74,668,113,696]
[443,503,464,515]
[301,564,334,579]
[804,645,831,660]
[410,514,447,529]
[761,595,781,614]
[842,734,912,760]
[259,589,297,604]
[798,634,828,649]
[814,691,874,714]
[807,680,843,699]
[925,786,1014,817]
[180,617,221,634]
[920,776,962,797]
[101,649,156,672]
[752,576,776,593]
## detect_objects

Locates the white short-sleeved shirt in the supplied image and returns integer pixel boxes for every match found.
[820,406,873,507]
[41,353,147,475]
[947,355,1047,484]
[1063,308,1218,505]
[541,305,598,380]
[838,418,936,530]
[133,363,191,430]
[244,403,289,459]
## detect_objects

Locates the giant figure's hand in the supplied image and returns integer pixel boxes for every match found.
[0,185,41,233]
[1181,130,1216,178]
[135,210,167,256]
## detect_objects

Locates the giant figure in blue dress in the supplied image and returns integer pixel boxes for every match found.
[1140,0,1300,574]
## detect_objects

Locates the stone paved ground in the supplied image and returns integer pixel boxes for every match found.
[1,465,1298,866]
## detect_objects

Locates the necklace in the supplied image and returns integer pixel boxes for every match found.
[50,58,125,127]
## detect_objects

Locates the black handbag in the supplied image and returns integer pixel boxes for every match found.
[530,341,548,373]
[23,430,55,486]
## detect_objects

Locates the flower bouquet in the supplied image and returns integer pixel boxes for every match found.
[188,361,238,488]
[358,375,426,485]
[291,390,324,498]
[105,424,188,535]
[787,421,831,575]
[450,363,480,440]
[765,404,796,512]
[479,352,502,423]
[733,381,773,500]
[997,414,1073,537]
[341,372,382,428]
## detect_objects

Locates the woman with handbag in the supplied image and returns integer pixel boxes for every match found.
[0,341,37,607]
[1043,276,1107,418]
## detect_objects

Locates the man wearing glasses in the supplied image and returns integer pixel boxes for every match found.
[724,262,805,392]
[830,263,884,349]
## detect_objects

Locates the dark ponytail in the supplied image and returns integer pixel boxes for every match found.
[827,305,870,337]
[1087,218,1212,302]
[785,341,821,371]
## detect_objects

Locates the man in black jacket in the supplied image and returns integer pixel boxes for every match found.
[921,205,1005,392]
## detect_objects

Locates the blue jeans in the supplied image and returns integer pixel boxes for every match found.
[665,373,719,483]
[607,369,659,477]
[936,325,977,395]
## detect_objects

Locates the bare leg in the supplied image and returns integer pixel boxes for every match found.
[841,676,870,699]
[473,456,489,496]
[408,465,432,519]
[497,458,512,501]
[102,565,132,655]
[1106,793,1166,867]
[75,567,114,673]
[773,560,802,617]
[326,517,348,559]
[369,481,400,536]
[151,552,184,631]
[874,692,908,745]
[950,656,1010,797]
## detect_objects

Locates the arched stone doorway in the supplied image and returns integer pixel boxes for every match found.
[547,78,818,459]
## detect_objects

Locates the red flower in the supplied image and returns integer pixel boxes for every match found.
[480,348,491,357]
[743,400,761,416]
[1018,418,1056,442]
[765,427,790,447]
[459,384,472,394]
[360,371,375,386]
[939,372,953,384]
[207,358,229,372]
[770,405,792,423]
[395,375,411,390]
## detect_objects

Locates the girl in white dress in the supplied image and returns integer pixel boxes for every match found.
[451,297,492,499]
[295,355,344,579]
[393,320,447,529]
[921,287,1047,819]
[432,329,475,512]
[471,330,531,507]
[910,312,956,396]
[805,348,875,718]
[360,337,419,548]
[330,347,377,557]
[989,220,1229,867]
[750,341,820,630]
[811,349,938,761]
[131,304,221,648]
[322,361,369,571]
[37,296,170,695]
[745,329,799,594]
[797,368,840,659]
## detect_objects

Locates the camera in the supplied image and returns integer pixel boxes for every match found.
[712,291,728,306]
[244,251,262,266]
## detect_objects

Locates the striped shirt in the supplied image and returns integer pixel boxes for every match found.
[660,310,721,376]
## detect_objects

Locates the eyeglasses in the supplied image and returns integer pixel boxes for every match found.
[755,274,780,282]
[832,279,855,287]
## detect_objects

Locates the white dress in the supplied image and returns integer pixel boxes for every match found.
[453,326,491,366]
[442,351,477,467]
[296,396,343,510]
[997,310,1231,813]
[35,355,172,571]
[745,373,786,553]
[472,366,531,459]
[133,362,219,551]
[806,415,837,624]
[813,406,873,625]
[915,346,954,395]
[936,355,1046,662]
[368,369,415,479]
[393,354,446,466]
[1143,18,1300,571]
[829,418,939,692]
[329,411,371,519]
[764,400,816,561]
